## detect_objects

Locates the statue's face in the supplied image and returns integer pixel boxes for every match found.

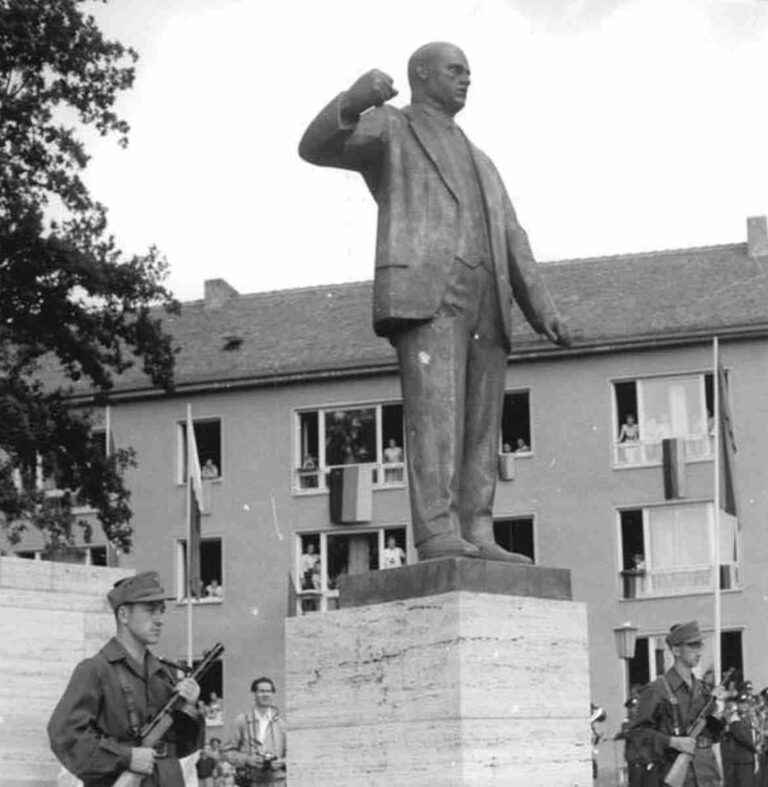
[422,44,470,115]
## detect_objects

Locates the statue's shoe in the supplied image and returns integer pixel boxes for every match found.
[418,535,481,561]
[467,540,533,564]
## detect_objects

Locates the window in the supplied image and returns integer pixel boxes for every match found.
[14,546,109,565]
[294,403,404,491]
[493,517,535,562]
[500,391,531,454]
[176,538,223,602]
[613,374,714,466]
[627,630,743,689]
[178,419,222,482]
[293,526,408,614]
[192,656,224,727]
[618,503,739,599]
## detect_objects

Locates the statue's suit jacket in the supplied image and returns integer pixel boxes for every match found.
[299,96,559,345]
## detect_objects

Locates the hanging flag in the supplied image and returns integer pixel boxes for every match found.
[717,363,738,517]
[662,437,686,499]
[328,465,373,523]
[187,410,204,598]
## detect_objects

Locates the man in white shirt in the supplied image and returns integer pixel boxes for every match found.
[298,543,320,590]
[223,677,286,784]
[382,535,406,569]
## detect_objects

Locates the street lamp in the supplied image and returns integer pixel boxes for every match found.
[614,621,639,700]
[614,621,638,660]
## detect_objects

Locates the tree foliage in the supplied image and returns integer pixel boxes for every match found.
[0,0,179,553]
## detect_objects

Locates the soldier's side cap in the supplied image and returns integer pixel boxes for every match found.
[665,620,703,647]
[108,571,174,610]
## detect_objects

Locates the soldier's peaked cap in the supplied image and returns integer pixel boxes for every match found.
[108,571,174,610]
[665,620,703,647]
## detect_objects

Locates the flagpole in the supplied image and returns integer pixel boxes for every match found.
[712,337,722,681]
[186,403,194,668]
[105,405,111,457]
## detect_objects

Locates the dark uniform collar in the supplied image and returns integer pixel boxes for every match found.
[666,665,700,694]
[102,636,166,678]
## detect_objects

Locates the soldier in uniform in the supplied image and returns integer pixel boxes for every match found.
[724,693,761,786]
[628,621,726,786]
[48,571,205,786]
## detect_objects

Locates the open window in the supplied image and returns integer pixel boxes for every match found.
[178,419,222,482]
[618,503,739,599]
[294,403,405,491]
[500,391,531,454]
[292,526,408,614]
[177,537,223,602]
[188,653,224,727]
[493,517,535,562]
[613,374,715,466]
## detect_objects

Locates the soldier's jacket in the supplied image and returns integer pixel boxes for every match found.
[628,667,724,785]
[48,637,203,787]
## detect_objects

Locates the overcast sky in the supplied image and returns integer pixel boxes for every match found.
[85,0,768,302]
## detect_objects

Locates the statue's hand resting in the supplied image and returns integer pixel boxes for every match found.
[340,69,398,121]
[543,316,572,347]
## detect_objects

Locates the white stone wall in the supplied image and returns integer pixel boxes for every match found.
[0,558,132,787]
[287,590,593,786]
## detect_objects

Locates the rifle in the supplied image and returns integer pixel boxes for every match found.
[664,667,734,787]
[113,642,224,787]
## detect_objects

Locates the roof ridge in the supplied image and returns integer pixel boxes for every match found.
[179,278,373,307]
[178,243,749,307]
[543,242,745,267]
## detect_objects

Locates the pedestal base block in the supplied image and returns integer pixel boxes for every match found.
[286,561,591,786]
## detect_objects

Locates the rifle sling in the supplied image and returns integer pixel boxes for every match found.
[659,675,684,737]
[114,660,143,742]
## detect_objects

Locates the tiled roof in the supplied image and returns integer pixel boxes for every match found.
[68,241,768,398]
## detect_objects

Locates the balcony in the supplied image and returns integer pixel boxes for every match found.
[614,434,714,467]
[294,462,405,492]
[621,562,739,599]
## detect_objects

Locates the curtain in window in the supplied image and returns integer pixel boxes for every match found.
[647,504,712,593]
[640,376,704,442]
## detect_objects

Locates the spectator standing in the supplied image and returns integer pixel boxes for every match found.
[723,693,760,786]
[383,438,404,482]
[206,691,223,725]
[223,677,286,784]
[382,535,406,569]
[202,458,220,479]
[197,741,217,787]
[299,543,320,590]
[205,578,224,599]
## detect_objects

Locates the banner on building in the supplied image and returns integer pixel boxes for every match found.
[717,363,738,517]
[186,411,204,598]
[662,437,686,499]
[329,465,373,524]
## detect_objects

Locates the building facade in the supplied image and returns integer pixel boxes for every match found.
[10,218,768,781]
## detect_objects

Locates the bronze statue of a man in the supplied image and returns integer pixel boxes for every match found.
[299,42,570,563]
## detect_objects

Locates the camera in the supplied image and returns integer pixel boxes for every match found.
[262,753,275,772]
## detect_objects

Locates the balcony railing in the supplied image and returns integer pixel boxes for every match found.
[614,434,714,466]
[294,461,405,491]
[621,562,739,599]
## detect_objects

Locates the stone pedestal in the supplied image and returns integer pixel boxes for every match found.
[285,558,592,786]
[0,557,132,786]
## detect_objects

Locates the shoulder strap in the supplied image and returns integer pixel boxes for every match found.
[659,676,683,736]
[245,711,257,753]
[113,659,143,741]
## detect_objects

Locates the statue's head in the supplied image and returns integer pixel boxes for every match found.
[408,42,470,116]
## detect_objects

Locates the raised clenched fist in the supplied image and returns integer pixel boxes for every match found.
[340,69,398,121]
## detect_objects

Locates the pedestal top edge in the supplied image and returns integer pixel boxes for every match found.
[338,557,572,609]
